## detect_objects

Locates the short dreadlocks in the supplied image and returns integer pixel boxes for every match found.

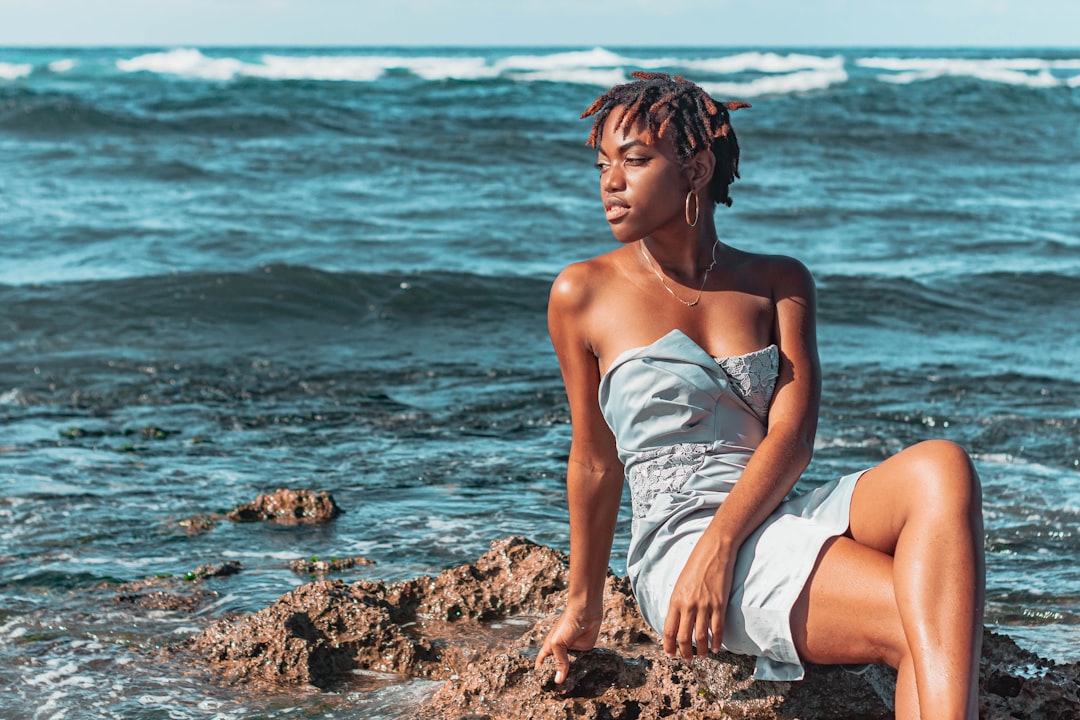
[581,71,750,207]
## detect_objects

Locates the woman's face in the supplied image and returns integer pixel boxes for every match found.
[596,106,689,244]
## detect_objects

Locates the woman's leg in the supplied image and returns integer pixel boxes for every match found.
[790,536,920,718]
[791,440,985,719]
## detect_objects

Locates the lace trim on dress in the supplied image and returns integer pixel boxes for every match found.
[715,344,779,423]
[626,442,713,519]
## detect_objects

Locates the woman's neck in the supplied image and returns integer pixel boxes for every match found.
[641,222,721,284]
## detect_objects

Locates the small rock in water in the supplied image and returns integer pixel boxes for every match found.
[138,425,172,440]
[177,514,220,534]
[226,488,342,524]
[290,555,376,576]
[109,561,243,613]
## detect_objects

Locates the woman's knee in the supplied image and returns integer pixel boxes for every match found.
[903,439,981,515]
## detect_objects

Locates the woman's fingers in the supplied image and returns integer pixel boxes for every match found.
[550,641,570,684]
[677,608,697,659]
[536,636,571,684]
[664,603,726,659]
[695,612,711,657]
[534,640,550,670]
[536,625,575,684]
[664,605,697,658]
[710,607,725,653]
[662,607,680,656]
[535,638,570,684]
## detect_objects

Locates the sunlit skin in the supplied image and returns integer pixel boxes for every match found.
[535,107,985,719]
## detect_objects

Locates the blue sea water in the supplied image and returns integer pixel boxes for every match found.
[0,46,1077,718]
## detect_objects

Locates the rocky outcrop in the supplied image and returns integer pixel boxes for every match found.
[183,537,571,686]
[179,536,1080,719]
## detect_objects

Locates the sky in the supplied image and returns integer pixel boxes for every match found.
[0,0,1077,47]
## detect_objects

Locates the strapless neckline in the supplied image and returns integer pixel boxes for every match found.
[602,329,777,381]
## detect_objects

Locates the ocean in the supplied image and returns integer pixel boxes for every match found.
[0,46,1077,719]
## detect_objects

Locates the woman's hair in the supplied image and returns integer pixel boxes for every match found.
[581,71,750,207]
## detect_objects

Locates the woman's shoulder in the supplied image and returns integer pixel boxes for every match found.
[727,249,816,297]
[549,247,629,314]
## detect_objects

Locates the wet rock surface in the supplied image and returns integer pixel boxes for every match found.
[174,488,344,534]
[977,629,1080,720]
[182,537,569,687]
[225,488,342,524]
[179,536,1080,719]
[110,561,243,612]
[289,555,376,577]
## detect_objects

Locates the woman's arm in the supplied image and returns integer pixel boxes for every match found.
[663,256,821,659]
[535,262,625,684]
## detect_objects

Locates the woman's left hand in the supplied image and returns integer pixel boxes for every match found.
[662,536,736,659]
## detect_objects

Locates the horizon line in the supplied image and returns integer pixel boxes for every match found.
[2,43,1078,51]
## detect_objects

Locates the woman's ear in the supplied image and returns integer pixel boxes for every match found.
[687,148,716,193]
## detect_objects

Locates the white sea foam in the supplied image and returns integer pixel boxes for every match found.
[115,49,518,82]
[26,659,80,686]
[858,56,1075,87]
[392,56,499,82]
[35,690,70,720]
[112,48,845,89]
[685,51,844,74]
[509,67,628,87]
[47,59,76,73]
[138,694,174,705]
[495,47,631,71]
[247,53,502,82]
[0,61,32,80]
[701,67,848,98]
[859,56,1080,71]
[1,616,28,639]
[117,48,247,80]
[105,48,1080,91]
[255,54,389,81]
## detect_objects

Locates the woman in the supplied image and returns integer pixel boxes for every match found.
[535,72,985,719]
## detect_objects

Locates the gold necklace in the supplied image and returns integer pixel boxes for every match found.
[639,238,719,307]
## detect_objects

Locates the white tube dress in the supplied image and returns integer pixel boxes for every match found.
[598,329,865,681]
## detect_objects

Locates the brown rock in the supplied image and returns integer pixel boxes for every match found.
[978,629,1080,720]
[425,619,893,719]
[188,561,243,580]
[412,536,568,621]
[186,580,442,687]
[177,513,221,534]
[110,561,242,612]
[182,537,567,687]
[226,488,342,524]
[289,555,376,577]
[178,536,1080,719]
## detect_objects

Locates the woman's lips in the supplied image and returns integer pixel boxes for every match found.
[605,200,629,222]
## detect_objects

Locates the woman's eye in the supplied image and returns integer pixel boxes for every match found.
[595,162,609,172]
[625,156,647,165]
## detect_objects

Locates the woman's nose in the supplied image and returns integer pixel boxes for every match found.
[602,164,625,191]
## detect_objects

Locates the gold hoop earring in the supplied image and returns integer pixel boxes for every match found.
[685,190,700,228]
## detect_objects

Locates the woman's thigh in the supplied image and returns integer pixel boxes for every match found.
[790,535,906,667]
